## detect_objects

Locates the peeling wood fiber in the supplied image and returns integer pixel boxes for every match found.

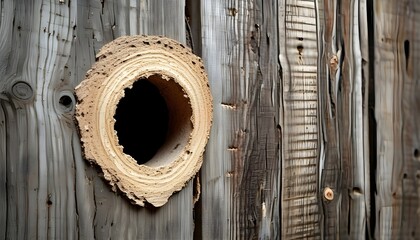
[75,35,212,207]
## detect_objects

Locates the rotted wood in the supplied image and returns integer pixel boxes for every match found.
[74,35,212,207]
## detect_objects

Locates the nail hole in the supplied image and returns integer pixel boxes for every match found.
[403,173,408,179]
[297,45,304,53]
[414,149,419,159]
[352,187,362,194]
[59,95,73,108]
[404,40,410,70]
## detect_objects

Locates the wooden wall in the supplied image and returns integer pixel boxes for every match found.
[0,0,419,239]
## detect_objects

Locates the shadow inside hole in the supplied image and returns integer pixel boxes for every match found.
[59,95,73,110]
[404,40,410,70]
[114,79,169,165]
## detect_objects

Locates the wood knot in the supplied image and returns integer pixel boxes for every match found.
[329,55,338,72]
[11,81,34,101]
[324,187,334,201]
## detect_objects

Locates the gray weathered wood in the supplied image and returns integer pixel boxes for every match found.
[199,0,281,239]
[1,0,420,239]
[317,0,371,238]
[279,0,321,238]
[0,0,194,239]
[374,1,420,239]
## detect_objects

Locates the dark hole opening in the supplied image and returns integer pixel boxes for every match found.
[59,95,73,108]
[404,40,410,60]
[414,149,419,159]
[404,40,410,70]
[297,45,304,53]
[114,79,169,165]
[353,187,362,194]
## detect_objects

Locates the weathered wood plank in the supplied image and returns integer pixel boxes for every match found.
[0,103,6,239]
[199,1,236,238]
[70,0,194,239]
[279,0,321,238]
[0,0,194,239]
[200,0,281,239]
[374,0,420,239]
[316,0,341,238]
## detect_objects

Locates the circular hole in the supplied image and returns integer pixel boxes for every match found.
[414,149,419,159]
[115,80,168,164]
[59,95,73,108]
[114,74,192,166]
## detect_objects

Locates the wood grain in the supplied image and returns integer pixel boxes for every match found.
[317,0,371,238]
[199,0,281,239]
[1,0,420,239]
[0,0,194,239]
[374,1,420,239]
[279,0,321,238]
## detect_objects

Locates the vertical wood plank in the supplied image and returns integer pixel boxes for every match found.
[279,0,321,238]
[317,0,372,238]
[0,104,6,239]
[316,0,341,237]
[200,1,235,238]
[71,0,194,239]
[374,0,420,239]
[0,0,194,239]
[200,0,281,239]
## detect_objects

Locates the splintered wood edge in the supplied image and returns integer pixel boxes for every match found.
[74,35,213,207]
